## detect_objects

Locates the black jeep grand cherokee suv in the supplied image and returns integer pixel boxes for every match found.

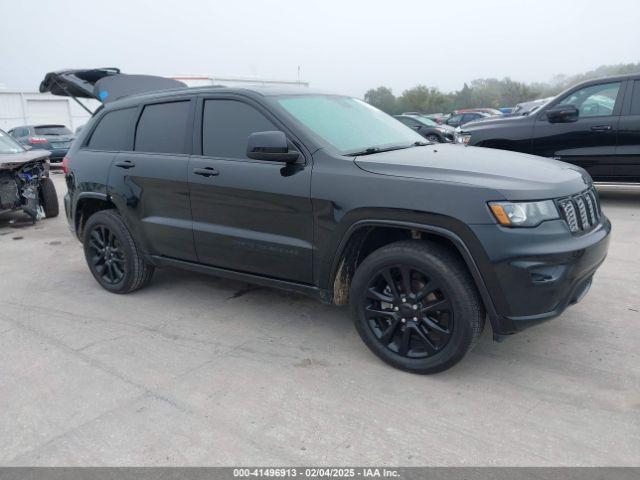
[57,75,610,373]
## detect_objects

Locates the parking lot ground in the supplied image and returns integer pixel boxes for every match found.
[0,170,639,466]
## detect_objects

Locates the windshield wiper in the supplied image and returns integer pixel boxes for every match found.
[347,144,418,157]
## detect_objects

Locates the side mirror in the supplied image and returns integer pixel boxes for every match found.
[546,105,579,123]
[247,131,300,163]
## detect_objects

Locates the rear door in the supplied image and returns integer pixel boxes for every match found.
[531,81,625,180]
[107,99,197,261]
[188,96,313,283]
[615,79,640,182]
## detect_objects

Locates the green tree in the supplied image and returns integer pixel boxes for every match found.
[364,86,397,114]
[364,63,640,114]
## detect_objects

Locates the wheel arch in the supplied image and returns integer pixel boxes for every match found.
[74,192,116,240]
[328,219,499,323]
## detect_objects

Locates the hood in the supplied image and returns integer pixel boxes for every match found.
[354,143,591,200]
[461,114,530,131]
[40,68,187,105]
[0,149,51,170]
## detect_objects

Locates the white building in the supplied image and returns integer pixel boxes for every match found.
[0,74,308,133]
[0,91,100,132]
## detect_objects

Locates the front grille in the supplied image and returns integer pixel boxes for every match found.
[556,187,601,234]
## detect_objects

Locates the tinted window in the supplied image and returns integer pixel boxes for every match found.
[629,80,640,115]
[88,108,137,151]
[559,82,620,117]
[135,101,190,154]
[203,100,277,158]
[34,125,71,135]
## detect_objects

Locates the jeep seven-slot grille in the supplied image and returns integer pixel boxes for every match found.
[556,187,601,234]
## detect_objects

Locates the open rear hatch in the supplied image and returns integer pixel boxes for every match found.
[40,68,187,113]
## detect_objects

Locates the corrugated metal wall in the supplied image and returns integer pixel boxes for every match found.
[0,92,100,132]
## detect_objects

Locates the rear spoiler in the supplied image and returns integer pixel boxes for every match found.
[39,68,187,114]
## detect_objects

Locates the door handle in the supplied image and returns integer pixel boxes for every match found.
[591,125,612,131]
[114,160,135,169]
[193,167,219,177]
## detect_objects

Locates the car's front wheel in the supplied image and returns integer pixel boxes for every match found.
[350,240,484,374]
[39,177,59,218]
[83,210,154,294]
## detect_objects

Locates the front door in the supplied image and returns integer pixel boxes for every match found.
[531,81,624,181]
[189,97,313,283]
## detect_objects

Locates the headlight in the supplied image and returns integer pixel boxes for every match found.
[489,200,559,227]
[455,133,471,144]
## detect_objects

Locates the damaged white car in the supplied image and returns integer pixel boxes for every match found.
[0,128,58,221]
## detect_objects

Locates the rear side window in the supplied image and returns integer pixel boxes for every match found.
[135,101,190,154]
[202,100,277,158]
[629,80,640,115]
[88,108,136,151]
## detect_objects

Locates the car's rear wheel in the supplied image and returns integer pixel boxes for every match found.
[39,177,59,218]
[425,134,442,143]
[350,240,484,374]
[83,210,154,294]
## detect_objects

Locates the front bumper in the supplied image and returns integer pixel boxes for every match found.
[470,216,611,335]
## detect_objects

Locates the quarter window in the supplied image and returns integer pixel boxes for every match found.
[202,100,278,158]
[88,108,137,151]
[558,82,621,118]
[135,101,190,154]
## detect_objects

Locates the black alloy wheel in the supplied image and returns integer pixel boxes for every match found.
[350,240,484,374]
[364,264,452,358]
[87,225,126,285]
[82,209,154,294]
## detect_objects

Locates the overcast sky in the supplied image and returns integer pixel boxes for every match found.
[1,0,639,97]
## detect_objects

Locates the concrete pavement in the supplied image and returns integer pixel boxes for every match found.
[0,171,638,466]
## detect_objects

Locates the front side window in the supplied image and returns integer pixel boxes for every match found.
[202,100,277,158]
[135,101,190,154]
[277,95,423,154]
[558,82,621,118]
[88,108,137,151]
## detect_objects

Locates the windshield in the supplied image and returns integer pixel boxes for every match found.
[34,125,71,136]
[277,95,424,154]
[0,130,25,154]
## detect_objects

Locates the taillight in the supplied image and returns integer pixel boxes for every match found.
[28,136,48,144]
[62,156,70,174]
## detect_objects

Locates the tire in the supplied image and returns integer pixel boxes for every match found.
[82,209,154,294]
[425,134,442,143]
[39,177,59,218]
[350,240,484,374]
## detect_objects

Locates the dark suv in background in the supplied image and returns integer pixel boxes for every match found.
[8,124,74,163]
[45,68,610,374]
[459,73,640,183]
